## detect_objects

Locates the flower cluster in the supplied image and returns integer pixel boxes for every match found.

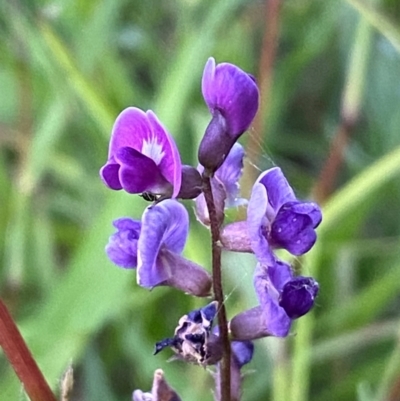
[101,57,322,400]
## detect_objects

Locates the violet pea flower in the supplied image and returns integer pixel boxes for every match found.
[247,167,322,263]
[230,260,319,339]
[106,200,211,297]
[100,107,182,198]
[198,57,259,173]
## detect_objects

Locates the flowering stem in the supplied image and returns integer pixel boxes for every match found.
[202,174,231,401]
[0,299,57,401]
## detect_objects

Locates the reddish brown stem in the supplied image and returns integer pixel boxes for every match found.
[0,299,57,401]
[312,116,357,203]
[244,0,282,193]
[202,175,231,401]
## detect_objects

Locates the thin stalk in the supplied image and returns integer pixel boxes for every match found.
[202,174,231,401]
[0,299,57,401]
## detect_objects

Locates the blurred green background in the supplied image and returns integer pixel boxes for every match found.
[1,0,400,400]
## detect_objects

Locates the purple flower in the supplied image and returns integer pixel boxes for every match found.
[248,167,322,263]
[230,260,318,339]
[106,200,211,296]
[106,218,141,268]
[196,143,246,226]
[198,58,259,173]
[100,107,182,198]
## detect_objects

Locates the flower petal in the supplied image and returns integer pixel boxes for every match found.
[215,143,246,208]
[257,167,296,214]
[247,183,274,265]
[270,202,317,255]
[137,200,189,287]
[159,251,212,297]
[231,340,254,368]
[105,218,141,268]
[202,57,259,137]
[100,162,122,190]
[116,147,172,195]
[279,276,319,319]
[254,264,291,337]
[106,107,182,197]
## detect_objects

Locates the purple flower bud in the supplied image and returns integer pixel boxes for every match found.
[105,218,141,268]
[279,276,319,319]
[198,58,259,173]
[100,107,182,198]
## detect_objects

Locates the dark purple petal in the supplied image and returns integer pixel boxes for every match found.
[100,162,122,190]
[288,201,322,227]
[202,57,259,137]
[279,276,319,319]
[137,200,188,288]
[116,147,172,195]
[247,183,275,265]
[231,340,254,368]
[257,167,296,214]
[105,218,141,268]
[215,143,246,208]
[270,202,317,255]
[104,107,182,197]
[254,264,291,337]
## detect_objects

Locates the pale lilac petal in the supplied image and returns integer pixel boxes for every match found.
[137,200,188,287]
[194,178,225,227]
[106,218,141,269]
[247,183,274,265]
[202,58,259,136]
[215,143,246,208]
[254,264,291,337]
[257,167,296,213]
[116,147,172,194]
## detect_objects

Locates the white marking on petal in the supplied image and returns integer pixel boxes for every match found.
[141,136,165,165]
